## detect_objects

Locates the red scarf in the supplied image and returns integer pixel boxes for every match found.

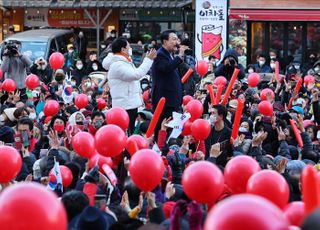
[114,53,132,62]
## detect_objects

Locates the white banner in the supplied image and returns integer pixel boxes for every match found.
[24,9,49,27]
[195,0,228,62]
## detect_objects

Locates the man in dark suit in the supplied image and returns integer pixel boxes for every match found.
[151,30,188,141]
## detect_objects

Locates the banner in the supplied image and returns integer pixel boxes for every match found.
[24,9,49,27]
[195,0,228,62]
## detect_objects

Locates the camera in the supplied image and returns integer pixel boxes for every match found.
[3,40,20,57]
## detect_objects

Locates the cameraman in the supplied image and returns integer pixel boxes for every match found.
[30,57,53,85]
[214,49,245,81]
[1,41,32,102]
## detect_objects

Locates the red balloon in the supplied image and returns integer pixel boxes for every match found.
[97,98,107,110]
[49,52,65,70]
[224,155,261,194]
[248,73,261,87]
[247,170,289,209]
[106,107,130,130]
[0,69,3,80]
[213,76,227,88]
[2,79,16,92]
[25,74,40,90]
[75,94,89,109]
[129,149,164,192]
[191,119,211,141]
[204,194,290,230]
[182,161,224,204]
[44,100,60,117]
[50,165,73,188]
[284,202,305,227]
[258,100,273,117]
[195,60,209,76]
[126,135,149,156]
[0,146,22,183]
[89,153,113,172]
[304,75,315,87]
[260,88,275,101]
[182,95,193,106]
[95,125,127,157]
[186,100,203,122]
[302,165,318,215]
[0,182,67,230]
[182,120,192,136]
[72,132,95,158]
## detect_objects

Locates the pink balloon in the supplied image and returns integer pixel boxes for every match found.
[213,76,227,88]
[284,201,305,227]
[183,95,193,106]
[304,75,315,87]
[204,194,290,230]
[182,161,224,204]
[248,73,261,87]
[0,183,67,230]
[49,52,64,70]
[258,101,274,117]
[224,155,261,194]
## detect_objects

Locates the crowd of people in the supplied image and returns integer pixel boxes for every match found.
[0,27,319,230]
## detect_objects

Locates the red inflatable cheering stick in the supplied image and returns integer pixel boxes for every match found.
[221,68,240,105]
[146,97,166,138]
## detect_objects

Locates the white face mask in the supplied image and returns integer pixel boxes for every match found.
[209,115,217,124]
[77,64,83,70]
[92,65,98,71]
[32,90,40,98]
[128,48,133,56]
[85,82,92,88]
[71,81,76,87]
[68,49,74,54]
[248,69,254,74]
[270,63,276,69]
[29,112,37,120]
[259,60,265,66]
[41,64,47,70]
[315,67,320,72]
[239,127,248,133]
[317,130,320,140]
[88,95,92,102]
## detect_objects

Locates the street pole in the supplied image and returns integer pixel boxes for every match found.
[96,8,100,57]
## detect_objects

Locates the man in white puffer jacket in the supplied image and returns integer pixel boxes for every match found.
[102,36,157,134]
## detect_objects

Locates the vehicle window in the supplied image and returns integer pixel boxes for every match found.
[21,41,47,61]
[49,39,58,57]
[56,35,66,54]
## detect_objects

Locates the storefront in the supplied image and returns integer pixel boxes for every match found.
[0,0,192,53]
[228,0,320,67]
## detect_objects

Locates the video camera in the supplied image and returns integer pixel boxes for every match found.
[2,40,21,57]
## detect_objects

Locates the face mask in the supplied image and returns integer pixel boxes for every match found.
[209,115,217,124]
[41,64,47,71]
[54,124,65,133]
[270,63,276,69]
[76,64,83,70]
[111,33,116,38]
[88,95,92,102]
[76,121,83,125]
[128,48,133,56]
[73,92,79,98]
[92,65,98,71]
[68,49,74,54]
[29,113,37,120]
[239,127,249,133]
[248,69,254,74]
[86,82,92,88]
[317,130,320,141]
[101,44,106,49]
[294,65,300,70]
[93,121,103,129]
[315,67,320,73]
[71,81,76,87]
[259,60,265,66]
[32,90,40,98]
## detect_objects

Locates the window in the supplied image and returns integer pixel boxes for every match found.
[229,19,247,67]
[307,22,320,56]
[251,22,266,62]
[269,23,284,58]
[288,22,303,63]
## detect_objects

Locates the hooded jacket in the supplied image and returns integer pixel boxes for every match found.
[214,49,245,81]
[102,53,153,110]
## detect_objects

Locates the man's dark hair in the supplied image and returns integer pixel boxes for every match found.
[91,111,105,120]
[111,36,128,53]
[17,117,34,131]
[160,30,176,44]
[258,53,267,59]
[61,191,89,221]
[302,150,319,164]
[213,104,228,120]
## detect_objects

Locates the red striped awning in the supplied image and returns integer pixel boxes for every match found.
[230,9,320,21]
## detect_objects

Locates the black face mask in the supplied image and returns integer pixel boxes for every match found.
[93,121,103,129]
[76,121,83,125]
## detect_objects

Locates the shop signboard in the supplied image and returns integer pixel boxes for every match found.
[195,0,228,62]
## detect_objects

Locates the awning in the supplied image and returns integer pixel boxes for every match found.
[0,0,192,8]
[230,9,320,21]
